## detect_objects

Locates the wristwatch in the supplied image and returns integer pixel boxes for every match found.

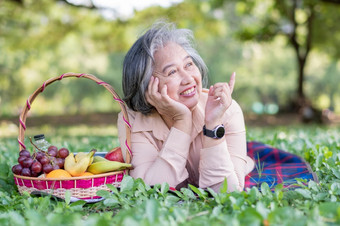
[203,124,225,139]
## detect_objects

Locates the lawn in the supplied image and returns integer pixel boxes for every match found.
[0,124,340,225]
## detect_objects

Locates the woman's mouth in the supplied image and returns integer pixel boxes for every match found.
[180,87,196,96]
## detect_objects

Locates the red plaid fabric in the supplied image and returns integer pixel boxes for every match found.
[244,141,318,190]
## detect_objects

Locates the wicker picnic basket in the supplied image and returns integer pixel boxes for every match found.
[14,73,132,200]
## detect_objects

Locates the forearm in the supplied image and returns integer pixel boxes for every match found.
[199,100,247,192]
[199,141,242,192]
[130,127,191,187]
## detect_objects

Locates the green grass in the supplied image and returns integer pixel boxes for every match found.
[1,124,340,225]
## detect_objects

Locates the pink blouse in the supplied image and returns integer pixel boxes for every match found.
[118,89,254,192]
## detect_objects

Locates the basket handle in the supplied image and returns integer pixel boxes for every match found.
[17,72,132,164]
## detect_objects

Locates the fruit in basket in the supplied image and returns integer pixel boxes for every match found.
[22,157,34,168]
[19,149,31,157]
[87,161,132,174]
[39,155,50,165]
[46,169,72,178]
[33,151,45,161]
[47,146,58,157]
[78,172,94,177]
[21,168,31,177]
[75,149,96,165]
[13,144,70,177]
[18,156,27,166]
[12,164,23,175]
[105,147,124,163]
[55,158,65,168]
[57,148,69,158]
[93,156,109,163]
[43,163,54,174]
[31,161,42,174]
[64,150,95,177]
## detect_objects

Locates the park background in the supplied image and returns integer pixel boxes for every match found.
[1,1,340,225]
[1,0,340,138]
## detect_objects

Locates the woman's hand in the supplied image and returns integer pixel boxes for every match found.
[146,76,192,133]
[204,72,236,128]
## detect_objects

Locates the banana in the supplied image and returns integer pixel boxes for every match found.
[93,156,109,163]
[64,150,96,177]
[87,161,132,174]
[75,149,96,165]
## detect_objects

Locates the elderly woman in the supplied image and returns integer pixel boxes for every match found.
[118,22,254,192]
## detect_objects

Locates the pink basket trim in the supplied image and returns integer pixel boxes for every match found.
[75,178,92,189]
[40,82,47,92]
[97,81,109,86]
[19,118,26,131]
[125,139,132,157]
[26,99,31,110]
[123,115,131,128]
[113,97,124,104]
[58,73,66,80]
[18,138,26,150]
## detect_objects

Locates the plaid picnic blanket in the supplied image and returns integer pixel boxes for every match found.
[244,141,318,190]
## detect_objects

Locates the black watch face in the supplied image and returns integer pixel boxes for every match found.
[215,126,225,138]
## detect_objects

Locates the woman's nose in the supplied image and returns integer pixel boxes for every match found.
[180,70,194,84]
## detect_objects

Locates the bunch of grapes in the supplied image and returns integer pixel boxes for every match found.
[12,146,70,177]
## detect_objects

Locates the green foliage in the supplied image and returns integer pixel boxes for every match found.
[206,0,340,111]
[1,125,340,224]
[1,0,340,117]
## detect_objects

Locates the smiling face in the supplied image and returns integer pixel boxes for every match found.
[152,42,202,111]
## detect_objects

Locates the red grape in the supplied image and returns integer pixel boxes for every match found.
[31,171,40,177]
[19,149,31,157]
[21,168,31,177]
[12,164,23,175]
[47,149,57,157]
[43,163,53,174]
[49,156,56,163]
[22,157,34,168]
[58,148,69,159]
[31,161,42,174]
[18,156,27,166]
[52,164,60,170]
[33,151,45,161]
[48,146,58,152]
[39,155,50,165]
[55,158,64,168]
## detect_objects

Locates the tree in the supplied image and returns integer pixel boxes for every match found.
[210,0,340,112]
[1,0,221,116]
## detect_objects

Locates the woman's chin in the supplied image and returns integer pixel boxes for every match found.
[183,99,199,111]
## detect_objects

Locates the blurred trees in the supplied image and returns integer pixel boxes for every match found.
[1,0,339,119]
[209,0,340,112]
[1,0,129,116]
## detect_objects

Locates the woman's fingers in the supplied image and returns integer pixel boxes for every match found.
[212,72,236,100]
[160,83,168,97]
[146,76,172,108]
[229,72,236,94]
[212,83,230,99]
[210,82,233,108]
[146,76,159,106]
[150,76,159,96]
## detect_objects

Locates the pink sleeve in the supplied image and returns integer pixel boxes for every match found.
[118,115,190,187]
[199,100,248,192]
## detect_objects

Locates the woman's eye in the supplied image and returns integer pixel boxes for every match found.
[185,62,193,69]
[168,69,177,76]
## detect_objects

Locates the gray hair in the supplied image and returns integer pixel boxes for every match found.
[122,22,208,114]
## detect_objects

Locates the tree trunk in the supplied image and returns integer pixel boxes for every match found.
[297,57,306,101]
[288,0,315,111]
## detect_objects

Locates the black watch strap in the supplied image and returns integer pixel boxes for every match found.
[203,124,225,139]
